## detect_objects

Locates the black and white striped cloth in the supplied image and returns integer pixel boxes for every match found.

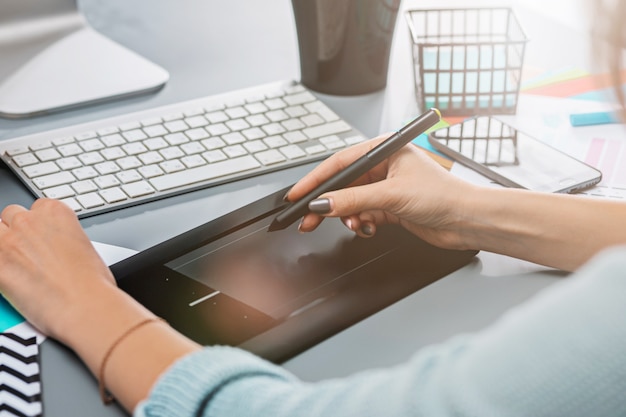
[0,333,42,417]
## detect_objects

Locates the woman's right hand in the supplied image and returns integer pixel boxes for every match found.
[286,134,480,251]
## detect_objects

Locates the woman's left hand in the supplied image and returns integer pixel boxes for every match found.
[0,199,116,340]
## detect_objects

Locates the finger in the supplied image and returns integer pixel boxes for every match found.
[298,212,324,233]
[286,134,391,201]
[355,221,377,238]
[1,205,28,227]
[308,179,396,219]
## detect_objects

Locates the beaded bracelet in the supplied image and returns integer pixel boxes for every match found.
[99,317,164,404]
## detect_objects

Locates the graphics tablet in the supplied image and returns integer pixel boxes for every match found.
[110,187,478,363]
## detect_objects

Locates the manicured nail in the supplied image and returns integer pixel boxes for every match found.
[360,223,374,236]
[308,198,331,214]
[282,189,291,202]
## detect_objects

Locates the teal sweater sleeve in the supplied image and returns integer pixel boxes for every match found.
[135,247,626,417]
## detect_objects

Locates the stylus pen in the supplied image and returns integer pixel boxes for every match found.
[268,108,441,232]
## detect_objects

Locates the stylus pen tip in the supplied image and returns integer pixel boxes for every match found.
[267,218,285,232]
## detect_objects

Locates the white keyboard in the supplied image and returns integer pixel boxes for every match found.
[0,80,365,218]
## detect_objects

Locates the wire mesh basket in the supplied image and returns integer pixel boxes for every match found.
[406,8,528,116]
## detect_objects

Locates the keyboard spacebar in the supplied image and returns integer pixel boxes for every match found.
[150,155,261,192]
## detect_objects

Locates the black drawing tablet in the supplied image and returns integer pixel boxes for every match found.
[110,187,478,363]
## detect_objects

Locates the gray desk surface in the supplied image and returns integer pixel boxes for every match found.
[0,1,585,415]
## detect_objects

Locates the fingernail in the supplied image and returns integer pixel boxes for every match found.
[308,198,331,214]
[282,189,291,202]
[360,224,374,236]
[345,218,353,230]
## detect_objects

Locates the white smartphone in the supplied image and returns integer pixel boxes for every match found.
[427,116,602,193]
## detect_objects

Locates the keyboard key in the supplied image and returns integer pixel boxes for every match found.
[279,145,306,159]
[243,140,268,153]
[122,142,148,156]
[72,166,98,180]
[79,138,105,152]
[71,180,98,194]
[95,161,121,175]
[244,102,269,114]
[302,120,351,139]
[117,156,142,170]
[305,144,326,155]
[143,125,169,137]
[201,138,226,150]
[97,126,120,136]
[262,123,286,136]
[222,132,246,145]
[246,114,270,127]
[35,148,61,162]
[266,110,289,122]
[264,98,287,110]
[301,114,325,127]
[345,135,366,145]
[101,134,126,147]
[75,131,97,141]
[223,145,247,158]
[23,162,59,178]
[164,120,189,133]
[94,175,121,189]
[285,105,308,118]
[202,150,227,163]
[160,160,186,173]
[181,155,206,168]
[29,142,52,151]
[122,181,156,198]
[122,129,149,142]
[150,155,261,191]
[117,170,143,184]
[283,131,307,144]
[76,192,106,209]
[181,142,205,155]
[138,164,164,179]
[185,128,209,141]
[5,146,30,156]
[100,187,128,204]
[79,152,105,165]
[144,138,169,150]
[205,111,229,123]
[57,143,83,157]
[33,172,76,189]
[164,133,189,146]
[56,157,82,170]
[138,151,164,165]
[284,91,316,106]
[304,101,340,122]
[43,184,75,199]
[52,136,75,146]
[241,127,266,141]
[255,149,286,165]
[60,197,82,212]
[225,106,249,119]
[100,147,127,160]
[160,147,185,160]
[225,119,250,132]
[263,136,288,148]
[12,153,38,167]
[281,119,306,131]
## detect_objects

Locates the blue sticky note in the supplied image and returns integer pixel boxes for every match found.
[569,111,619,127]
